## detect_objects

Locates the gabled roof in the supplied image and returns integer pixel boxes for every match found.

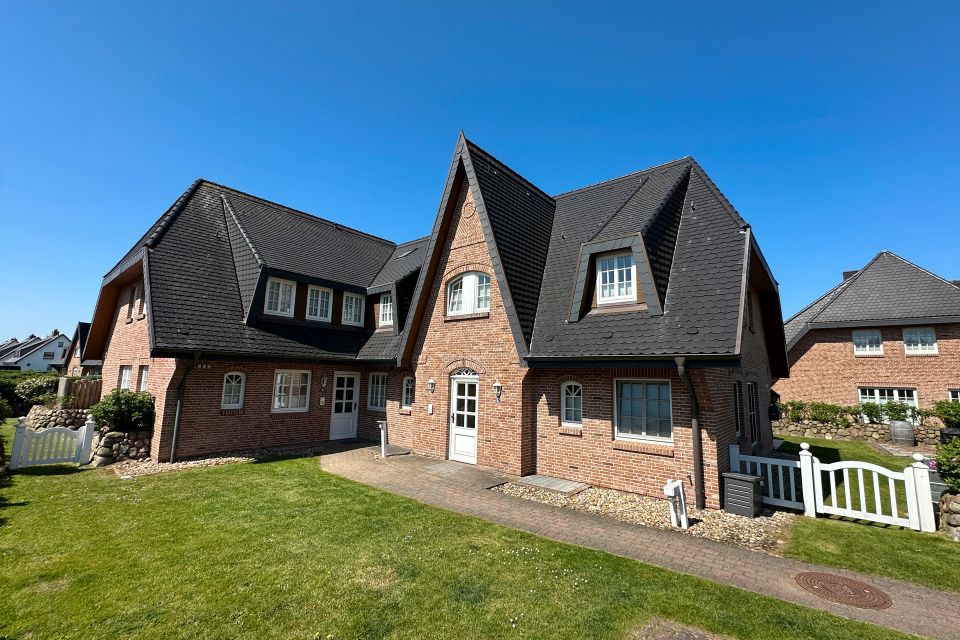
[2,333,63,365]
[67,322,91,361]
[785,251,960,349]
[368,236,430,293]
[0,335,40,361]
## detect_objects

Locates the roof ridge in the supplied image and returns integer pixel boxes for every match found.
[686,160,748,229]
[7,333,59,362]
[462,137,555,203]
[221,194,265,266]
[395,235,431,248]
[883,251,960,292]
[552,156,693,199]
[803,252,888,325]
[783,278,849,326]
[204,180,398,248]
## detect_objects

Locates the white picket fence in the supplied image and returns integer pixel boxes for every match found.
[8,415,95,471]
[729,442,936,532]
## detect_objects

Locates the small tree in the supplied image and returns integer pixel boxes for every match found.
[933,400,960,429]
[933,437,960,493]
[882,401,912,422]
[89,390,155,433]
[860,402,883,424]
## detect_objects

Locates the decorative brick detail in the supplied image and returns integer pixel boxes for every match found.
[611,439,675,457]
[558,426,583,437]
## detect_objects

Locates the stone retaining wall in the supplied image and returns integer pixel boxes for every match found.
[25,406,91,429]
[941,493,960,542]
[91,431,152,467]
[774,419,941,445]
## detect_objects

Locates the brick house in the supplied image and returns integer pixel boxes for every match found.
[62,322,102,377]
[774,251,960,412]
[84,134,787,509]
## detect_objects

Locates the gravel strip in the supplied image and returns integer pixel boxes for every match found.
[493,483,793,551]
[108,447,321,478]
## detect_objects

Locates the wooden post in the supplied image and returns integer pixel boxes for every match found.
[798,442,817,518]
[910,454,936,533]
[9,417,28,471]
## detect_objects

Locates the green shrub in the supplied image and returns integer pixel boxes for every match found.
[0,371,57,410]
[14,376,59,406]
[0,397,11,421]
[882,401,912,422]
[89,389,155,433]
[860,402,883,424]
[933,437,960,493]
[808,401,847,425]
[933,399,960,429]
[783,400,806,423]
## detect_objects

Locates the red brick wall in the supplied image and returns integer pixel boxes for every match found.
[774,323,960,408]
[386,177,533,475]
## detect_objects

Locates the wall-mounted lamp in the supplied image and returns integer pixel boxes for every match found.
[320,376,328,388]
[492,379,503,404]
[426,378,436,394]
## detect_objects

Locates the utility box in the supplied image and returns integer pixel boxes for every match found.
[723,472,763,517]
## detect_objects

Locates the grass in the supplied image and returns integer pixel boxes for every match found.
[0,420,909,640]
[779,435,960,593]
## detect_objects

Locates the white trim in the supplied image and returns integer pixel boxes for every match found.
[119,365,132,390]
[367,372,387,412]
[561,380,583,427]
[449,371,479,464]
[272,369,311,413]
[903,326,938,355]
[221,371,246,409]
[137,365,149,392]
[949,388,960,402]
[379,292,394,326]
[342,293,365,326]
[306,285,333,322]
[596,251,636,305]
[264,277,296,318]
[331,372,359,439]
[852,329,883,356]
[401,376,415,408]
[446,272,490,316]
[612,378,673,443]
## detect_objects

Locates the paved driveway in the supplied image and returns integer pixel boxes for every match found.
[322,443,960,640]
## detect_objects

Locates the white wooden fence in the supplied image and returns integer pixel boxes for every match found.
[8,415,95,471]
[728,442,936,532]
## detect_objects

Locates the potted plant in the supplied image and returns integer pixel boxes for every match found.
[884,401,915,445]
[932,437,960,541]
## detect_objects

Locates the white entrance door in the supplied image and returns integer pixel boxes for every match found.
[330,373,358,440]
[448,373,478,464]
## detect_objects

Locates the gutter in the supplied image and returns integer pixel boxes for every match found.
[674,356,706,509]
[169,351,201,463]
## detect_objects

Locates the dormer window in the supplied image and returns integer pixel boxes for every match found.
[379,293,394,326]
[342,293,365,326]
[597,252,635,304]
[306,285,332,322]
[265,277,295,317]
[447,272,491,316]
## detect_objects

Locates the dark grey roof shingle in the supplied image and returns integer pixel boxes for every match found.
[369,237,430,292]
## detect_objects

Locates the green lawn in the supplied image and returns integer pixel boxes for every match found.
[779,435,959,593]
[0,421,909,640]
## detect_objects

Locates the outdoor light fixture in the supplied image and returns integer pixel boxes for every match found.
[427,378,436,394]
[320,376,328,388]
[492,379,503,403]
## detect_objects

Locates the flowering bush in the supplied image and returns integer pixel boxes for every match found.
[14,376,58,406]
[934,437,960,493]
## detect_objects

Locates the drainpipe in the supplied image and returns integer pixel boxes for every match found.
[169,352,200,463]
[675,356,706,509]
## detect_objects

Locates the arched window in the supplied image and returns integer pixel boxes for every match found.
[222,372,246,409]
[402,376,415,408]
[447,272,491,315]
[561,382,582,426]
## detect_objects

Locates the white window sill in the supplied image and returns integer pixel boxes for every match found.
[853,352,884,357]
[306,316,332,323]
[272,407,309,414]
[264,310,294,319]
[598,296,635,306]
[367,406,386,413]
[561,421,583,429]
[221,405,244,411]
[342,320,364,327]
[614,434,673,445]
[905,351,938,357]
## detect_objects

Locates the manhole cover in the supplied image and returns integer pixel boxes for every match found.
[795,572,892,609]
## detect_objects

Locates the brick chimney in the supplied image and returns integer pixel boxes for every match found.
[842,270,859,281]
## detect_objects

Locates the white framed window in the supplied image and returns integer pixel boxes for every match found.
[222,372,246,409]
[264,277,296,317]
[273,370,310,413]
[859,387,917,423]
[903,327,937,355]
[402,376,415,408]
[446,272,491,315]
[368,373,387,411]
[137,365,149,392]
[950,389,960,402]
[119,365,132,390]
[614,379,672,441]
[342,293,365,326]
[306,286,332,322]
[747,382,761,446]
[852,329,883,356]
[379,293,394,326]
[561,382,583,426]
[74,346,80,358]
[597,251,635,304]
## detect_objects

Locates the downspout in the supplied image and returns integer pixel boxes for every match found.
[169,351,201,463]
[675,356,706,509]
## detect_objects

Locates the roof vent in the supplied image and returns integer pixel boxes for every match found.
[842,270,859,281]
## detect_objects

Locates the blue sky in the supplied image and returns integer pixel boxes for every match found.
[1,1,958,339]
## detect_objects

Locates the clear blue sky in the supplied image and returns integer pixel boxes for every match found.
[2,1,958,340]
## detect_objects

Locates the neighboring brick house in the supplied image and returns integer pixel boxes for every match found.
[774,251,960,412]
[62,322,102,377]
[84,134,787,509]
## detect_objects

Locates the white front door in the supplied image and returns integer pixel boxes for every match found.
[448,374,478,464]
[330,373,358,440]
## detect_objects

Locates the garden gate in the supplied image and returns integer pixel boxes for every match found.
[8,415,95,470]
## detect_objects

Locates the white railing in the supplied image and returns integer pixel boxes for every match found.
[729,445,804,510]
[8,415,95,470]
[729,442,936,532]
